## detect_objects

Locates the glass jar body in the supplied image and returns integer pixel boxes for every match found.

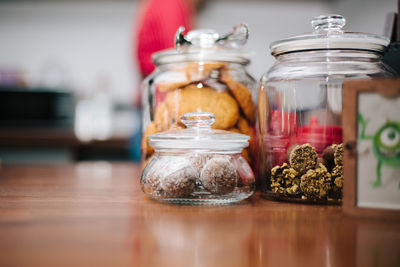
[258,50,395,203]
[141,150,256,204]
[141,61,257,168]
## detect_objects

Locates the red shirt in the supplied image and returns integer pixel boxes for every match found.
[135,0,194,77]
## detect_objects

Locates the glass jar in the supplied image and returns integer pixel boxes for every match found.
[141,112,256,204]
[258,15,396,203]
[141,24,257,170]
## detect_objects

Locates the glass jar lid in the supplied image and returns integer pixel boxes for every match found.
[153,24,252,65]
[148,112,250,151]
[270,14,390,56]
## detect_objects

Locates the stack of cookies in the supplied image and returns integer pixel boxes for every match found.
[270,143,344,201]
[142,62,256,164]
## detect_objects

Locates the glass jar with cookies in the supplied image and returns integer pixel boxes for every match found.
[141,24,257,171]
[141,112,256,204]
[258,15,395,204]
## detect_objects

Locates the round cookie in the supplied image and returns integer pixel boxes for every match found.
[322,144,336,171]
[157,81,193,92]
[200,157,238,194]
[227,128,251,163]
[159,167,197,197]
[330,165,343,198]
[270,163,300,195]
[334,143,344,166]
[144,157,197,198]
[165,85,239,129]
[228,128,241,133]
[289,144,318,174]
[142,122,157,156]
[220,70,256,124]
[237,116,251,136]
[141,157,163,197]
[155,69,193,92]
[154,101,173,131]
[183,62,227,81]
[241,148,251,163]
[300,163,332,200]
[188,153,212,176]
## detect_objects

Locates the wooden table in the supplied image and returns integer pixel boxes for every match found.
[0,163,399,267]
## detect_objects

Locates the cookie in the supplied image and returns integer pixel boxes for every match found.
[270,163,301,195]
[289,144,318,174]
[142,122,157,156]
[200,157,238,194]
[144,157,197,198]
[157,81,193,92]
[155,68,193,92]
[228,128,241,133]
[237,115,255,148]
[322,144,336,171]
[220,70,256,124]
[330,165,343,198]
[187,153,212,176]
[184,62,226,81]
[165,85,239,129]
[300,163,332,200]
[334,143,344,166]
[241,148,251,163]
[237,116,251,135]
[153,101,173,131]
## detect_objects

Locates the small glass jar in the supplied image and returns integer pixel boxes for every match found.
[141,112,256,204]
[141,25,257,170]
[258,15,396,203]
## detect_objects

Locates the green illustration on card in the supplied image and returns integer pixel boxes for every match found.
[358,113,400,189]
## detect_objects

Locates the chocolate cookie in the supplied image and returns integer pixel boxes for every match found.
[334,143,344,166]
[330,165,343,198]
[321,144,336,171]
[144,157,197,198]
[188,153,212,176]
[289,144,318,174]
[270,163,301,195]
[300,163,332,200]
[200,157,238,194]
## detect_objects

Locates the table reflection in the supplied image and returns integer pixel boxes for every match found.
[133,196,400,267]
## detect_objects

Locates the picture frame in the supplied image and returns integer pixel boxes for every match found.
[343,78,400,220]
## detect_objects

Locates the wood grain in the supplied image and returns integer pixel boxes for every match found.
[0,163,399,267]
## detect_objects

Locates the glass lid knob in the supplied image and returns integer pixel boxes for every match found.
[180,112,216,128]
[174,24,249,50]
[216,23,249,48]
[311,14,346,33]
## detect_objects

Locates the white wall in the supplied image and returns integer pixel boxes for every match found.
[0,1,139,104]
[197,1,329,80]
[0,0,396,104]
[197,0,397,80]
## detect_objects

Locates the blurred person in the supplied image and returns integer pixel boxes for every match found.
[132,0,203,162]
[135,0,203,78]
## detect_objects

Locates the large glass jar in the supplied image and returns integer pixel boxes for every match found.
[141,25,257,170]
[258,15,396,203]
[141,112,256,204]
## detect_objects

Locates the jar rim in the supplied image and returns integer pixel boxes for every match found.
[153,49,252,65]
[270,15,389,56]
[148,112,250,151]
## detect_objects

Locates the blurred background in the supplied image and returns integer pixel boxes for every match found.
[0,0,396,164]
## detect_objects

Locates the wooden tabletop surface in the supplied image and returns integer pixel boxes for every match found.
[0,163,399,267]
